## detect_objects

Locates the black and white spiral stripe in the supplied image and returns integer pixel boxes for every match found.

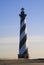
[18,8,28,58]
[19,19,28,58]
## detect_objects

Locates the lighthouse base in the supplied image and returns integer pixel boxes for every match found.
[18,49,29,58]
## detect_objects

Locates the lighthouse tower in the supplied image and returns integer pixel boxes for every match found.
[18,8,29,58]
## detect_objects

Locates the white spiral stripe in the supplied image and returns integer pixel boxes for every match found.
[20,31,25,41]
[19,43,26,54]
[20,20,26,29]
[20,21,24,28]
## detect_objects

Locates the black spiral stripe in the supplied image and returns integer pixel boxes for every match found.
[19,34,27,49]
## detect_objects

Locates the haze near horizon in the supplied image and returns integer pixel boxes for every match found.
[0,0,44,59]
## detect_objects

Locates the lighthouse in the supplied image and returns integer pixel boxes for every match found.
[18,8,29,58]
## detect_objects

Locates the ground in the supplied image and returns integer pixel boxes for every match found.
[0,59,44,65]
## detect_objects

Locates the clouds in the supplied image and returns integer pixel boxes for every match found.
[0,36,44,44]
[28,36,44,59]
[0,36,44,59]
[0,37,19,44]
[0,37,19,59]
[29,36,44,42]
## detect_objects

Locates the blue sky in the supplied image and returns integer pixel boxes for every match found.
[0,0,44,37]
[0,0,44,59]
